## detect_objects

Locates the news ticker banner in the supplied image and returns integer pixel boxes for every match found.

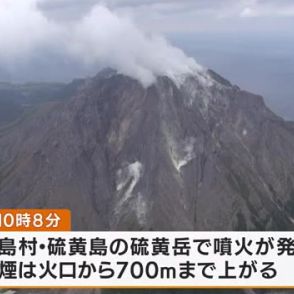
[0,231,294,288]
[0,209,294,288]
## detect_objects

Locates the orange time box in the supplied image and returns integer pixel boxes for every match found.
[0,209,71,231]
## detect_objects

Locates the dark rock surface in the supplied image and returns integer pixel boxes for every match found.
[1,69,294,294]
[1,70,294,231]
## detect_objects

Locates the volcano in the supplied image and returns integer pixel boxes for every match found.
[1,68,294,233]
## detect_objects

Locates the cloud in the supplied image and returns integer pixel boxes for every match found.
[69,5,202,86]
[106,0,294,32]
[240,7,258,17]
[0,0,202,86]
[240,0,294,18]
[0,0,60,64]
[1,0,293,83]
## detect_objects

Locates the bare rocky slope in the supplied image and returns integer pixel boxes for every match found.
[1,68,294,293]
[1,69,294,231]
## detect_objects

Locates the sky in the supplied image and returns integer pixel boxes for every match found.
[0,0,293,118]
[38,0,294,34]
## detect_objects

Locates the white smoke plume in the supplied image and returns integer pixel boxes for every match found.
[0,0,203,86]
